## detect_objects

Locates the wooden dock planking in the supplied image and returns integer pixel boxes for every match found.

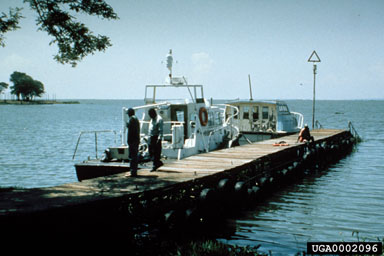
[156,129,348,175]
[159,166,225,174]
[162,158,251,168]
[180,156,252,165]
[197,151,272,159]
[0,129,350,217]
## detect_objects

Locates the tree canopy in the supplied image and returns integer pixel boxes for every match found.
[0,7,23,47]
[0,82,9,93]
[0,0,118,66]
[10,71,45,100]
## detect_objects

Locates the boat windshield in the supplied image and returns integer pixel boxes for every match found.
[277,104,290,113]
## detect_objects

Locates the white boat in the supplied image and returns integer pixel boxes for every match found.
[74,50,240,181]
[225,100,304,144]
[224,75,304,144]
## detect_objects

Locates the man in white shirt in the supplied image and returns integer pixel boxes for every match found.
[148,108,163,171]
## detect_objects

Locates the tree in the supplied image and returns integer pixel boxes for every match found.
[10,71,45,101]
[0,82,8,93]
[0,0,118,67]
[0,7,23,47]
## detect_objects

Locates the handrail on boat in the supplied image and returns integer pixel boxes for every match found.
[291,111,304,129]
[132,102,169,111]
[139,120,185,140]
[215,104,239,125]
[72,130,118,160]
[217,104,240,145]
[226,105,240,125]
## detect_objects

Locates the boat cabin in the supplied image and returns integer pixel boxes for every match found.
[119,81,238,159]
[134,83,224,143]
[225,100,303,134]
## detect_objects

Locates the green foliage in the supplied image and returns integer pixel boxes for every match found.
[1,0,118,66]
[10,71,45,100]
[173,240,265,256]
[0,7,23,47]
[0,82,8,93]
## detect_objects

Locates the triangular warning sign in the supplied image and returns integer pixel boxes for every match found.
[308,50,321,62]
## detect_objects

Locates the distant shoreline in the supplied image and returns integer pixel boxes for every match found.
[0,100,80,105]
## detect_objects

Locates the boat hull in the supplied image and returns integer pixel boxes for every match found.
[75,161,130,181]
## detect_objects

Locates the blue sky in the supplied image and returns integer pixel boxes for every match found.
[0,0,383,100]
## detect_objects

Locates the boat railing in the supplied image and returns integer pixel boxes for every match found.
[144,84,204,105]
[291,111,304,129]
[132,102,169,111]
[218,104,240,143]
[139,120,185,141]
[206,121,240,148]
[215,104,239,125]
[72,130,118,160]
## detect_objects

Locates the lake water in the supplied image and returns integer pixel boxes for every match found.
[1,99,383,254]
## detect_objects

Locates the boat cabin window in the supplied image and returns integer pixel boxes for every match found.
[252,106,259,120]
[176,110,184,122]
[243,106,250,120]
[278,105,289,113]
[208,111,214,126]
[262,106,269,119]
[196,98,205,103]
[170,105,188,141]
[215,112,222,125]
[233,106,240,119]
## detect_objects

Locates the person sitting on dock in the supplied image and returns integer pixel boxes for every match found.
[297,124,315,143]
[148,108,164,172]
[126,108,140,177]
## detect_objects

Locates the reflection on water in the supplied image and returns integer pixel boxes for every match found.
[220,157,384,255]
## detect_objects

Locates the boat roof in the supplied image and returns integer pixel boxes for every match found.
[226,99,288,105]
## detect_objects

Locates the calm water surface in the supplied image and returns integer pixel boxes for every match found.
[219,100,384,255]
[1,99,383,254]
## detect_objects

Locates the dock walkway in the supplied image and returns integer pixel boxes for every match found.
[0,129,355,233]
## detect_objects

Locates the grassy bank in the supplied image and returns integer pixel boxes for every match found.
[126,238,267,256]
[123,235,384,256]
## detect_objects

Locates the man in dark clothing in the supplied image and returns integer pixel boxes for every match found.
[297,124,314,143]
[126,108,140,177]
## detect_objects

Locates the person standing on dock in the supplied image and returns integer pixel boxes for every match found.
[297,124,314,143]
[126,108,140,177]
[148,108,164,172]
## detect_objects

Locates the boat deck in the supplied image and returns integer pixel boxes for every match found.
[0,129,349,217]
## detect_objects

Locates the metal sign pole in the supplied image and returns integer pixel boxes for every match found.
[312,64,317,129]
[308,51,321,129]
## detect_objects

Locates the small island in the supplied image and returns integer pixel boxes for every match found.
[1,72,79,105]
[0,99,79,105]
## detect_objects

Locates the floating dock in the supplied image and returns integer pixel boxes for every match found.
[0,129,357,235]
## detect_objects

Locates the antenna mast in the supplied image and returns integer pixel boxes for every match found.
[248,74,253,101]
[166,49,173,81]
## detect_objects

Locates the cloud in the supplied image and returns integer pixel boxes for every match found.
[191,52,214,75]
